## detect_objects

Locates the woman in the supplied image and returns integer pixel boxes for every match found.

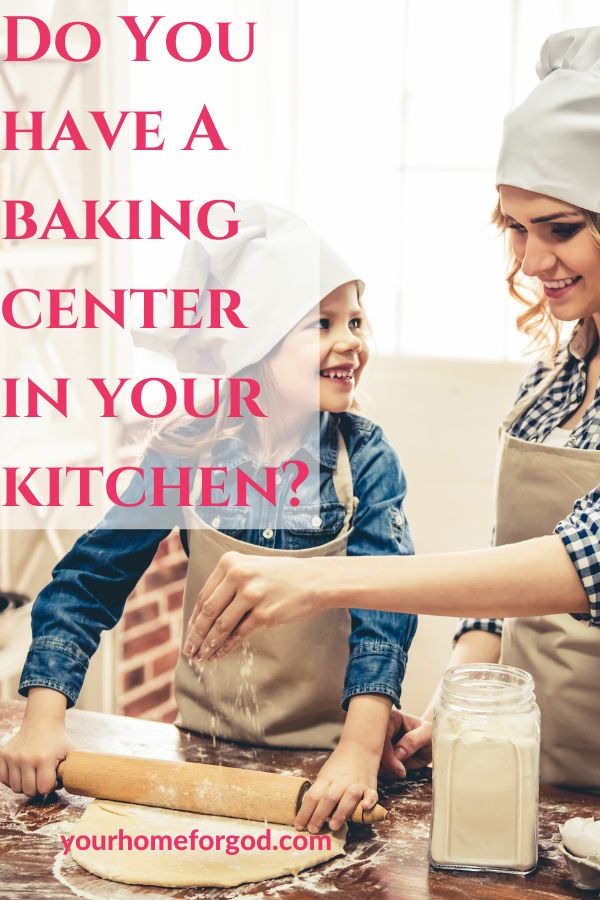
[184,27,600,789]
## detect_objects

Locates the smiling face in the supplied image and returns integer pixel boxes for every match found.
[316,281,367,413]
[499,185,600,323]
[266,281,367,416]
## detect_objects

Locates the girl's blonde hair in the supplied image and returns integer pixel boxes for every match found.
[492,199,600,354]
[148,282,369,459]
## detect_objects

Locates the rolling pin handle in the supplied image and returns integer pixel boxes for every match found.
[350,802,388,825]
[56,758,67,790]
[297,779,387,826]
[292,779,387,828]
[296,780,311,814]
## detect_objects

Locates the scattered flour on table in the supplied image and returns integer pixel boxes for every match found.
[264,843,386,898]
[33,819,79,838]
[544,802,578,816]
[5,809,38,836]
[7,800,85,836]
[272,768,305,778]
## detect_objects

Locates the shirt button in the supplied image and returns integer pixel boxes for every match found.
[395,513,404,527]
[211,517,220,528]
[275,474,282,485]
[311,516,322,528]
[263,528,274,540]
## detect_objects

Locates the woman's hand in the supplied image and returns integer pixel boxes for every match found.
[183,551,330,659]
[294,740,380,834]
[380,708,432,779]
[0,688,74,796]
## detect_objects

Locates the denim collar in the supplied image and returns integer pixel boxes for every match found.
[211,412,339,470]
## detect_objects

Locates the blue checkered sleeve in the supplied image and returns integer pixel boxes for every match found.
[555,485,600,625]
[454,617,503,644]
[513,356,553,405]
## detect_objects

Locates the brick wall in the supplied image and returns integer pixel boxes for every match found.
[116,532,188,723]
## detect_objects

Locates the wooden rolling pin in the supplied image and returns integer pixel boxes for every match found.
[57,751,387,827]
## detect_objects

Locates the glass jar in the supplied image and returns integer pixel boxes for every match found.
[429,663,540,874]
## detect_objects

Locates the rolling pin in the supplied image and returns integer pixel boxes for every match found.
[57,751,387,827]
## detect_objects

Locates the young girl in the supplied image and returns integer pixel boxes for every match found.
[0,202,417,835]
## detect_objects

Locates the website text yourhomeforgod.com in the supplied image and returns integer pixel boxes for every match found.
[61,828,333,856]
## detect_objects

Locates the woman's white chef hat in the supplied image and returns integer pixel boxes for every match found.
[133,201,364,376]
[496,26,600,212]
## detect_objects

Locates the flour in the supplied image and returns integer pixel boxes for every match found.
[186,642,265,747]
[430,716,539,870]
[33,819,79,839]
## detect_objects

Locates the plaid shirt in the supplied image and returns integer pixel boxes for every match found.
[456,317,600,643]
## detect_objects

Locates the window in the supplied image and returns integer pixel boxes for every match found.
[129,0,599,362]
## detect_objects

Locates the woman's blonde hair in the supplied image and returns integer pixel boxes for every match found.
[493,199,600,354]
[148,282,369,459]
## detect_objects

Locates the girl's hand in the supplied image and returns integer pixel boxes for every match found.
[183,552,328,659]
[0,723,75,797]
[293,740,380,834]
[0,688,74,796]
[380,707,432,780]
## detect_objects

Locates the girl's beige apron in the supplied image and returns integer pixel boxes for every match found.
[496,364,600,788]
[173,431,356,749]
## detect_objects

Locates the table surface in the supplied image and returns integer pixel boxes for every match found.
[1,699,598,899]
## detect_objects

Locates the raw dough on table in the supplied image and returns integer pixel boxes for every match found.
[70,800,347,888]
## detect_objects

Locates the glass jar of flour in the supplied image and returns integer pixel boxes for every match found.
[429,664,540,874]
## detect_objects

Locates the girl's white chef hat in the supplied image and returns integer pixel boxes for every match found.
[496,26,600,212]
[133,201,364,376]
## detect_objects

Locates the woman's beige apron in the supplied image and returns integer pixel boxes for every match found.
[173,430,356,749]
[496,364,600,788]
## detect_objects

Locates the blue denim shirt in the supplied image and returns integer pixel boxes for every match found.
[19,412,417,711]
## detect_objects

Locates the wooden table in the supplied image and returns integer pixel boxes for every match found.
[1,699,598,899]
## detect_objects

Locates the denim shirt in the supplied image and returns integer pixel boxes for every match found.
[19,411,418,711]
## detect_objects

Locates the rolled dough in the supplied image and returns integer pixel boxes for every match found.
[69,800,347,888]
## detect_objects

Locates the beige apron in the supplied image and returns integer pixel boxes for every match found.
[174,430,356,749]
[496,364,600,788]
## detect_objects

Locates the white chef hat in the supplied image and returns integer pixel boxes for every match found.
[496,26,600,212]
[133,201,364,376]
